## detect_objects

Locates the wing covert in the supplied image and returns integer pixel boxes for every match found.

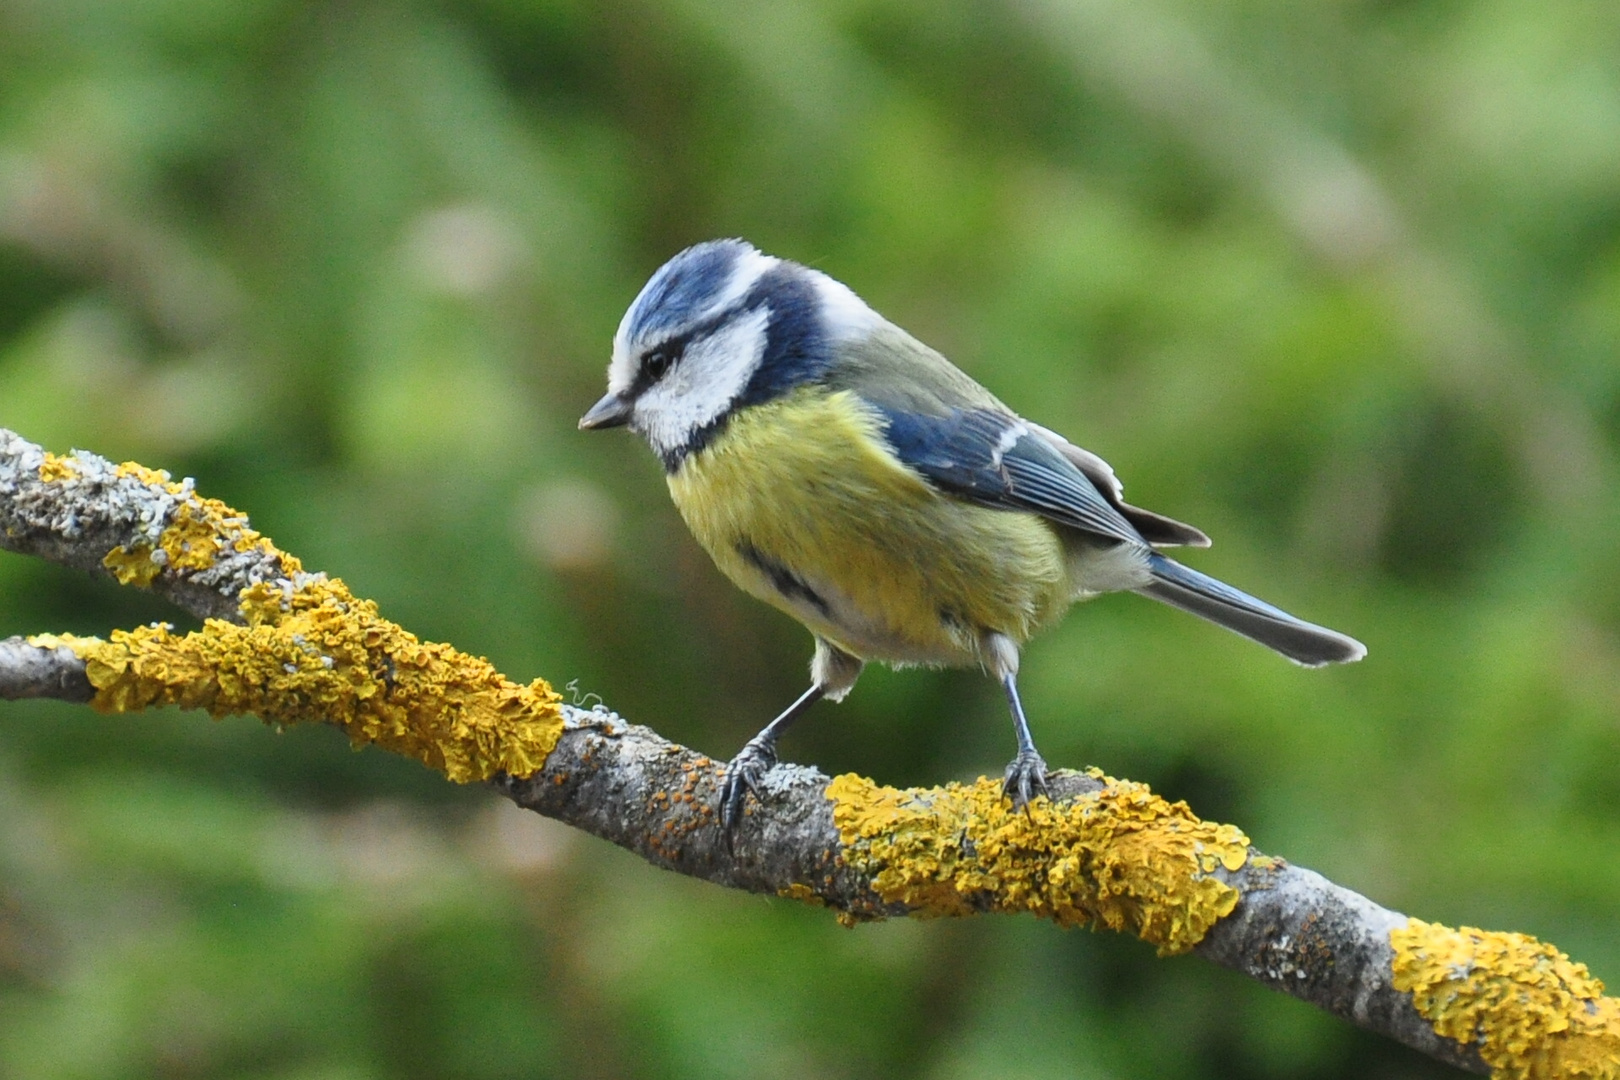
[874,405,1145,545]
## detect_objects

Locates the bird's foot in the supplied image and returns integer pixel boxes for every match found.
[1001,749,1050,811]
[720,736,780,838]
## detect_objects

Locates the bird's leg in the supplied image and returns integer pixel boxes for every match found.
[1000,671,1049,809]
[720,639,861,841]
[983,631,1047,810]
[720,684,823,833]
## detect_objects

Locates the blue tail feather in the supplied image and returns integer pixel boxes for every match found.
[1137,554,1366,667]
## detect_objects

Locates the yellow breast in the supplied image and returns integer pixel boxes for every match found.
[666,389,1071,666]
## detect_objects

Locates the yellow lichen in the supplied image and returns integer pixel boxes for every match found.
[120,461,289,575]
[50,575,563,784]
[1392,919,1620,1079]
[90,463,291,588]
[35,451,562,782]
[38,453,78,482]
[161,497,281,571]
[113,460,183,492]
[26,633,95,651]
[778,883,825,906]
[827,771,1250,954]
[160,503,227,571]
[102,544,162,586]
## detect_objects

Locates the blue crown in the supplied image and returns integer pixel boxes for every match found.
[622,239,757,344]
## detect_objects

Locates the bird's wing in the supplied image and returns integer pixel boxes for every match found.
[868,403,1145,544]
[1028,423,1211,548]
[827,322,1207,546]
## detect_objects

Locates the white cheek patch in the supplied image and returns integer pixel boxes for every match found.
[635,306,770,456]
[608,249,779,394]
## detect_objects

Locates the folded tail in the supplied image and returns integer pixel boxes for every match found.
[1136,553,1366,667]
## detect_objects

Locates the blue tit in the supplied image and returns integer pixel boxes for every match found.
[580,239,1365,831]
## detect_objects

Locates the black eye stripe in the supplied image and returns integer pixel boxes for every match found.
[632,299,764,396]
[637,342,682,389]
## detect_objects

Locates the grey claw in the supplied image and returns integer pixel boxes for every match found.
[720,737,779,839]
[1002,750,1049,811]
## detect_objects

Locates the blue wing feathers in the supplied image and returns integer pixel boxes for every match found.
[875,406,1144,544]
[873,401,1367,665]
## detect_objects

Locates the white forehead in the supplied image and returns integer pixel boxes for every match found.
[607,246,781,392]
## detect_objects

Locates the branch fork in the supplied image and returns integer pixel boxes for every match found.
[3,427,1615,1079]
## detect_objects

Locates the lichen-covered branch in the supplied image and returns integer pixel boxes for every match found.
[0,636,94,701]
[0,428,294,621]
[2,427,1616,1080]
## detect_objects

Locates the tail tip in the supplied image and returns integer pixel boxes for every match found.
[1294,634,1368,668]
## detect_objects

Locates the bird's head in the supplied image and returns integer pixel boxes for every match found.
[580,239,879,466]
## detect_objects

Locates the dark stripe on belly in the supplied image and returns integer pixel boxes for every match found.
[736,543,832,618]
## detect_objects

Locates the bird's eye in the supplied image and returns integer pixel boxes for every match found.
[643,347,676,382]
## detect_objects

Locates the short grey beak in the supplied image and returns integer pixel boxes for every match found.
[579,391,633,430]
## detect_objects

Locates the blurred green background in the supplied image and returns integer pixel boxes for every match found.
[2,0,1618,1076]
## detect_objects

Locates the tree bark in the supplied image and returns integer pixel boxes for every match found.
[6,427,1618,1079]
